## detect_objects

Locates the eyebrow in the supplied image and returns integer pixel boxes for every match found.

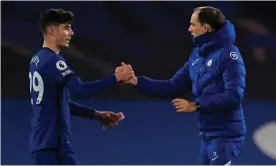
[65,24,71,28]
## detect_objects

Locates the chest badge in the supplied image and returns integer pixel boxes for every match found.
[192,59,199,66]
[230,52,238,60]
[207,59,212,67]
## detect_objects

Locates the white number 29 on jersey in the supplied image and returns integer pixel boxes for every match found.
[29,71,44,105]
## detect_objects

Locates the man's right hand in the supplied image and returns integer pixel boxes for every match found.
[114,62,134,82]
[115,62,138,85]
[123,75,138,85]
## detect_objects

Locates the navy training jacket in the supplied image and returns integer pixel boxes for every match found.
[136,20,246,139]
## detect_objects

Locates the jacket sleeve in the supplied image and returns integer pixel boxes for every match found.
[70,100,97,119]
[46,55,117,98]
[199,46,246,111]
[135,63,191,98]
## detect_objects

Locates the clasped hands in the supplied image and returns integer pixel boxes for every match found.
[114,62,137,85]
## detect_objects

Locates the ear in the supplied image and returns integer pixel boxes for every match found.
[204,24,212,32]
[47,26,57,36]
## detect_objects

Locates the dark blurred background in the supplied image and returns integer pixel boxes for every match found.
[1,1,276,165]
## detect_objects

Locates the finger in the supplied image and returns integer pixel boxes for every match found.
[117,112,125,119]
[172,102,179,107]
[121,62,126,66]
[175,105,184,110]
[109,111,117,116]
[116,66,123,72]
[124,64,133,69]
[172,98,182,104]
[108,113,116,119]
[108,112,118,118]
[171,99,176,104]
[124,65,132,71]
[115,67,122,72]
[172,101,181,106]
[128,70,134,76]
[120,66,124,71]
[114,112,125,121]
[105,113,112,119]
[174,101,189,107]
[176,108,187,112]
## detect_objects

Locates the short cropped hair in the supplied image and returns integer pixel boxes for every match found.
[39,8,75,34]
[194,6,226,31]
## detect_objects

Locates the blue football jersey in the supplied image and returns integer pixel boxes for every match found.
[29,48,75,152]
[29,48,117,152]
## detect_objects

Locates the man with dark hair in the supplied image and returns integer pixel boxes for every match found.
[121,6,246,165]
[29,8,133,165]
[193,6,226,32]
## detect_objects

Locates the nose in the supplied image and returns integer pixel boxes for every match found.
[188,26,192,32]
[70,29,74,36]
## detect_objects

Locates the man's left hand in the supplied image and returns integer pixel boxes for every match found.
[172,98,197,112]
[95,111,125,129]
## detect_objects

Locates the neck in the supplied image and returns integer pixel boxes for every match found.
[42,39,60,54]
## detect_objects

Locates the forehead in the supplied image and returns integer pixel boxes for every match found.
[190,11,199,22]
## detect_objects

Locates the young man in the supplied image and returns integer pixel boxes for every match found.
[122,6,246,165]
[29,8,133,165]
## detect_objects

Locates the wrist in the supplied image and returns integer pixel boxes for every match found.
[94,111,101,120]
[132,76,138,85]
[195,102,200,111]
[114,73,121,82]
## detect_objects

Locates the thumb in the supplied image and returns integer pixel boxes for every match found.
[121,62,126,66]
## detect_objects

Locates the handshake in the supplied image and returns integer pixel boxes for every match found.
[114,62,137,85]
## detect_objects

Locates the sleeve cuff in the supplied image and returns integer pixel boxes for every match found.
[195,102,200,111]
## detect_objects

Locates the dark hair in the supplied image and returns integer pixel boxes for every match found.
[194,6,226,31]
[39,8,75,34]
